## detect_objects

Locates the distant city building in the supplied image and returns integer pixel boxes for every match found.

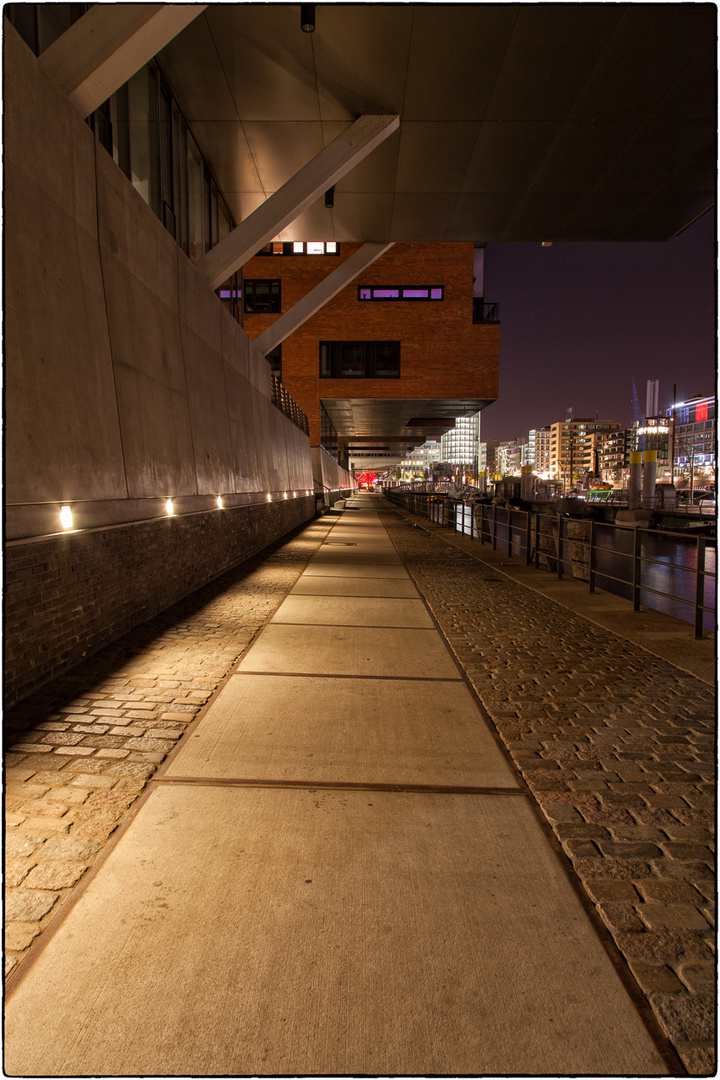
[626,416,673,477]
[550,419,622,489]
[496,438,529,476]
[669,395,716,484]
[479,438,500,478]
[440,413,480,470]
[528,427,552,475]
[398,438,441,477]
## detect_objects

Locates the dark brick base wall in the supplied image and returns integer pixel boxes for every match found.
[4,498,315,706]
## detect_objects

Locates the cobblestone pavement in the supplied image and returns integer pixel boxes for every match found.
[4,517,333,978]
[380,505,715,1076]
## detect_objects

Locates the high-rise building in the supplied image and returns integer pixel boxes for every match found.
[669,395,716,486]
[528,428,552,475]
[550,419,622,489]
[440,414,481,473]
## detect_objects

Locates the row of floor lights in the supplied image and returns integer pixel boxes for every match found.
[60,489,314,529]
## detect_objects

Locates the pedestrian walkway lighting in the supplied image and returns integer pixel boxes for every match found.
[284,491,288,499]
[60,505,73,530]
[267,493,272,501]
[217,496,224,509]
[166,499,174,516]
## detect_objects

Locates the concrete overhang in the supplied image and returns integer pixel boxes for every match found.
[157,4,716,243]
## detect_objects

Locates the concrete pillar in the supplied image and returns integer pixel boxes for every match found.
[628,451,642,509]
[521,465,533,501]
[642,450,658,509]
[478,471,487,494]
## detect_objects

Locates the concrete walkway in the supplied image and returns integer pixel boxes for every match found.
[5,494,677,1075]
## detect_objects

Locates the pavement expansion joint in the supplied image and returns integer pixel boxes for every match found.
[231,669,464,682]
[151,776,528,796]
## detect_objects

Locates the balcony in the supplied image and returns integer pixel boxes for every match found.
[472,299,500,324]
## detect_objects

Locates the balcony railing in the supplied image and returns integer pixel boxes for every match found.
[271,374,309,435]
[472,299,500,324]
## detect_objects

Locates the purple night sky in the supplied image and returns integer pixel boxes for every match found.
[481,211,716,443]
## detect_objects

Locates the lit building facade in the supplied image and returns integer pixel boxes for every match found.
[669,395,716,486]
[440,414,481,471]
[550,419,622,490]
[528,428,552,475]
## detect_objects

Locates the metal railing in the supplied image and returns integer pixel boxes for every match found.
[385,489,716,638]
[271,374,309,435]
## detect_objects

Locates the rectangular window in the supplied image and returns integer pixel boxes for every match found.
[319,342,400,379]
[244,280,281,313]
[257,241,339,256]
[358,287,444,301]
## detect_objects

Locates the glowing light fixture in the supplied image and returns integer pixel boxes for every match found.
[60,505,73,530]
[284,491,288,499]
[217,496,224,509]
[267,493,272,502]
[166,499,174,516]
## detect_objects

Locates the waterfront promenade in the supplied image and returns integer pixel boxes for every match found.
[4,494,714,1074]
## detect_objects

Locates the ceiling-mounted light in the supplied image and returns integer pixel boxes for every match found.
[301,4,315,32]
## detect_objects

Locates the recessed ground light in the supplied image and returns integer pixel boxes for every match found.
[217,496,224,509]
[166,499,174,515]
[60,505,73,530]
[267,493,272,502]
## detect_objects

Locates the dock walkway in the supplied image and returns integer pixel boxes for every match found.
[4,494,713,1075]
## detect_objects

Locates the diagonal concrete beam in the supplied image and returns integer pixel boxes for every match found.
[253,243,395,356]
[196,114,400,291]
[39,4,206,119]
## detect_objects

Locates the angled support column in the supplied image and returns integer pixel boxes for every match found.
[254,243,394,356]
[39,4,206,118]
[196,114,400,291]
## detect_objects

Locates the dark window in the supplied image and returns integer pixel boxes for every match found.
[244,280,281,313]
[358,286,443,301]
[319,342,400,379]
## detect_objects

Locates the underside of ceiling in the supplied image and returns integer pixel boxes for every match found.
[158,3,716,244]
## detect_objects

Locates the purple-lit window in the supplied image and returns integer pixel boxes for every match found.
[357,286,443,301]
[219,289,242,299]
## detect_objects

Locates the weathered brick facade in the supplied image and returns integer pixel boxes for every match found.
[4,498,314,706]
[242,243,499,446]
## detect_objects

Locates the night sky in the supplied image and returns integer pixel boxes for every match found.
[481,210,716,443]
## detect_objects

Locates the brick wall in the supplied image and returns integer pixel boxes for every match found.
[4,498,314,706]
[242,242,500,445]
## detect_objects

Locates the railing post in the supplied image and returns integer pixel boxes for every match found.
[492,506,497,550]
[695,536,707,638]
[556,515,563,580]
[507,509,512,556]
[525,511,532,565]
[632,527,642,611]
[589,520,596,593]
[534,513,540,570]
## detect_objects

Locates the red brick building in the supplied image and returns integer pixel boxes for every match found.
[240,242,499,470]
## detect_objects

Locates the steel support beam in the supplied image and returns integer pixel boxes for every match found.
[196,114,400,291]
[39,4,206,118]
[253,243,394,356]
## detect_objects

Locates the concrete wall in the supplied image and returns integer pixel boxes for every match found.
[4,25,315,702]
[311,448,355,508]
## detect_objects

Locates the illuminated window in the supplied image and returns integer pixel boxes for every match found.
[257,241,339,256]
[358,286,443,301]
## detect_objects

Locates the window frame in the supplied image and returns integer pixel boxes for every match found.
[357,286,444,302]
[319,341,401,379]
[243,280,282,314]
